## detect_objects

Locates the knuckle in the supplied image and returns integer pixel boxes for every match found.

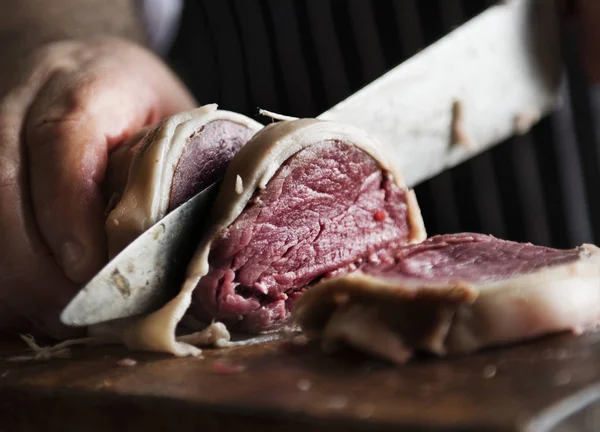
[27,79,108,151]
[29,75,103,138]
[27,93,92,148]
[62,76,100,115]
[45,86,95,124]
[27,116,86,152]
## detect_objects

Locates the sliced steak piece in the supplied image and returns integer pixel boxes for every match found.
[104,104,262,256]
[93,118,425,357]
[293,233,600,364]
[184,119,427,333]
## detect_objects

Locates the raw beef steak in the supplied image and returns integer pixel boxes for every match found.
[104,104,262,256]
[293,233,600,364]
[185,119,427,333]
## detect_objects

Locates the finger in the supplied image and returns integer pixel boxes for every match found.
[26,71,143,283]
[578,0,600,82]
[25,57,196,284]
[0,80,81,339]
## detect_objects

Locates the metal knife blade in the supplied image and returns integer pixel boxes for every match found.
[60,183,219,326]
[317,0,561,188]
[61,0,562,326]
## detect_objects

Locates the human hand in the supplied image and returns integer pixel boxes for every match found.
[0,38,196,339]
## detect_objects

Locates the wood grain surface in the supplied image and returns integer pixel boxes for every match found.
[0,332,600,432]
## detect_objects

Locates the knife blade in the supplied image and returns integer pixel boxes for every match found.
[61,0,562,326]
[60,183,219,326]
[317,0,561,188]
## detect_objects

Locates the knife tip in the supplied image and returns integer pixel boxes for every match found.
[59,304,85,327]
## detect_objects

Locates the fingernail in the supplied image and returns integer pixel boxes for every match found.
[60,241,83,272]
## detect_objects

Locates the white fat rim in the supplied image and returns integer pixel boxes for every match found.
[186,118,426,278]
[293,243,600,355]
[297,244,600,302]
[151,105,263,218]
[467,243,600,294]
[89,276,232,357]
[106,104,263,256]
[447,244,600,353]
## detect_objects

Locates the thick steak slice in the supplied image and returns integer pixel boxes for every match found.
[186,119,426,333]
[293,233,600,364]
[104,104,262,256]
[89,118,425,357]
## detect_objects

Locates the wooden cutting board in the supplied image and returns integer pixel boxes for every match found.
[1,331,600,432]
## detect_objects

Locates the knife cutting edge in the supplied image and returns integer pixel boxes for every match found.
[60,183,219,326]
